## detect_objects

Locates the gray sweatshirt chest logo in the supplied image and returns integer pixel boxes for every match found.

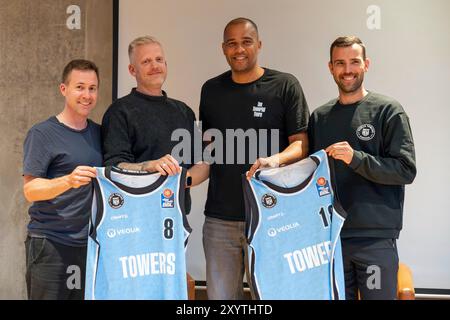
[356,124,375,141]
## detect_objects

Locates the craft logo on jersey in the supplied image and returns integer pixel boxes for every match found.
[356,124,375,141]
[108,193,124,209]
[262,193,277,208]
[253,101,266,118]
[161,188,175,208]
[316,177,331,197]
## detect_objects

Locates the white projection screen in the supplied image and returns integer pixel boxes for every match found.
[116,0,450,292]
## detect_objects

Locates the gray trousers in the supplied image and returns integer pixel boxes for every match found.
[202,216,247,300]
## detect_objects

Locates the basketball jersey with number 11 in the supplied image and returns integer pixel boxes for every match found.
[243,149,346,300]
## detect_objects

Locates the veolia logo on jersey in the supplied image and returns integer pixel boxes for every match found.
[356,124,375,141]
[267,222,301,237]
[108,193,124,209]
[262,193,277,208]
[106,227,140,239]
[267,228,277,237]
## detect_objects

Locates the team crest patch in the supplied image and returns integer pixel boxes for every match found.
[108,193,124,209]
[262,193,277,208]
[356,124,375,141]
[161,188,175,208]
[316,177,331,197]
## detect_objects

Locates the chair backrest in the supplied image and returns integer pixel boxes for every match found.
[187,273,196,300]
[397,263,415,300]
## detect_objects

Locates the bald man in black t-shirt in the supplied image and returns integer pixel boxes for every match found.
[199,18,310,300]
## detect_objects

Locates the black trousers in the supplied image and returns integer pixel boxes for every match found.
[342,237,399,300]
[25,236,87,300]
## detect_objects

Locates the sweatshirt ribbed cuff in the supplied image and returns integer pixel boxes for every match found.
[349,150,363,169]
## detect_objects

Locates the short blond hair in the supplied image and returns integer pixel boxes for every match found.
[128,36,162,62]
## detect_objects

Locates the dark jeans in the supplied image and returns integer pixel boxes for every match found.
[25,236,87,300]
[342,237,399,300]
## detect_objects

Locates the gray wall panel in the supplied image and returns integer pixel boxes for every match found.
[0,0,113,299]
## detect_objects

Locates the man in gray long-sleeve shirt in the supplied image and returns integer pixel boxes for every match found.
[308,36,416,300]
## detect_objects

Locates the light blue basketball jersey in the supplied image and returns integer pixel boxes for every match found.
[85,167,191,300]
[243,150,346,300]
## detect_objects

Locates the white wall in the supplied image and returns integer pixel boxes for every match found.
[118,0,450,290]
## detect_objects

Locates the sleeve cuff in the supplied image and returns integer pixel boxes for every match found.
[349,150,363,169]
[22,170,46,178]
[287,126,308,137]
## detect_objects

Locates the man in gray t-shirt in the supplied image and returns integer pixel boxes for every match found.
[22,59,102,300]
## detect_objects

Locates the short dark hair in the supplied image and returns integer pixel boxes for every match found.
[330,36,366,62]
[62,59,99,84]
[223,17,259,41]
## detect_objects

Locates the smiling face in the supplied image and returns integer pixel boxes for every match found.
[222,21,261,75]
[60,69,98,118]
[128,42,167,95]
[329,43,369,97]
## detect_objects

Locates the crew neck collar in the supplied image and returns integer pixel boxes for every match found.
[132,88,168,101]
[337,91,371,107]
[228,67,267,86]
[255,155,321,194]
[105,166,167,195]
[51,116,90,133]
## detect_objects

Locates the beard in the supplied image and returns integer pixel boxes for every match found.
[335,73,364,94]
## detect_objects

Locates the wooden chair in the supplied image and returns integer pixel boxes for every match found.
[187,273,196,300]
[397,263,415,300]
